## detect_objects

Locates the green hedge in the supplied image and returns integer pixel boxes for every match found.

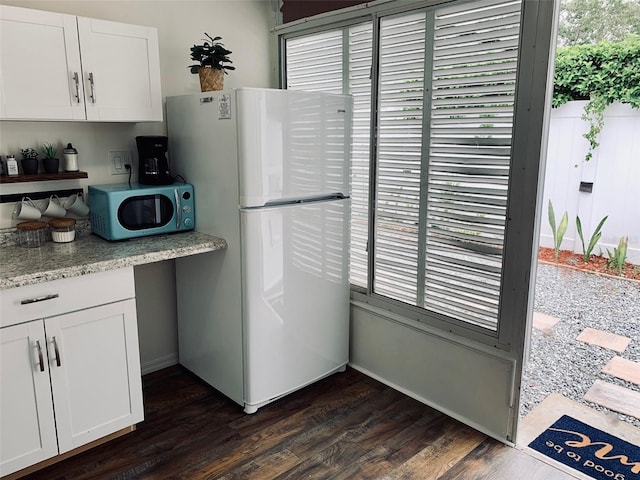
[552,37,640,161]
[553,36,640,108]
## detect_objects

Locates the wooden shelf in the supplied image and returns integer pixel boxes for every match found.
[0,171,88,184]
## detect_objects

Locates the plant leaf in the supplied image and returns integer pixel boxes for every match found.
[585,231,602,259]
[576,215,586,256]
[620,236,628,261]
[592,215,608,236]
[557,211,569,249]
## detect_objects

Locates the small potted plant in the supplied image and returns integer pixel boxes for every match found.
[20,148,39,175]
[188,33,235,92]
[41,142,60,174]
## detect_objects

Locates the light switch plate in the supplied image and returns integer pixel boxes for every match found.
[109,151,132,175]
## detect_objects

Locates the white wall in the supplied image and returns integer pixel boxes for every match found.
[540,101,640,264]
[0,0,275,371]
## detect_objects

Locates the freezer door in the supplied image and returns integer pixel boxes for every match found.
[240,198,350,410]
[236,88,352,207]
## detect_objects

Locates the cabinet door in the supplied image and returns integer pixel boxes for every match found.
[77,17,162,122]
[46,299,143,454]
[0,322,58,477]
[0,5,86,120]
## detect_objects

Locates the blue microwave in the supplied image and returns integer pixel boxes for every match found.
[88,183,195,241]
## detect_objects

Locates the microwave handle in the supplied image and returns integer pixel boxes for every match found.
[174,189,182,229]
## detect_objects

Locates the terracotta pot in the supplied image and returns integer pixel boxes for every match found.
[21,158,38,175]
[43,157,60,174]
[198,67,224,92]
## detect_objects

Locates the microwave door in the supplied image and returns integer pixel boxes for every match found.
[120,194,171,229]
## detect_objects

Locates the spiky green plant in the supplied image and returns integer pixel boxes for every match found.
[41,143,57,159]
[606,236,628,273]
[548,200,568,260]
[576,215,608,263]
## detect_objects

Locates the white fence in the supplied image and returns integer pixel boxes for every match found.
[540,101,640,264]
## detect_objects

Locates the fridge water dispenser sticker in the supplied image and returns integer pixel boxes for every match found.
[218,94,231,119]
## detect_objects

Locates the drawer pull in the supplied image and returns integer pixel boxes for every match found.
[20,294,59,305]
[52,337,61,367]
[36,340,45,372]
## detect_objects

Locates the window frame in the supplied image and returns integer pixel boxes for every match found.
[278,0,555,350]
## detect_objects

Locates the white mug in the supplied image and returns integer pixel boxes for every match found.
[41,195,66,218]
[63,192,90,217]
[12,197,41,220]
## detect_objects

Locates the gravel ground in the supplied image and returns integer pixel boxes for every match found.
[520,263,640,429]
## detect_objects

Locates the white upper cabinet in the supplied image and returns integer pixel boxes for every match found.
[77,17,162,122]
[0,5,162,122]
[0,6,86,120]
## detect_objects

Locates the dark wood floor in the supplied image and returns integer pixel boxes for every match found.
[19,366,573,480]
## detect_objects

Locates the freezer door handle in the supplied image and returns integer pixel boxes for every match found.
[262,193,348,207]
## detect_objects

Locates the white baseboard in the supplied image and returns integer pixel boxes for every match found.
[141,353,179,375]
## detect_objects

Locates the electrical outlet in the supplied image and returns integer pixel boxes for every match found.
[109,151,132,175]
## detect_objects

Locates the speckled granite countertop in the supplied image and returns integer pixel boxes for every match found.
[0,231,227,290]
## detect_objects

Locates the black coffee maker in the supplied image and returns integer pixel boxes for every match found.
[136,136,173,185]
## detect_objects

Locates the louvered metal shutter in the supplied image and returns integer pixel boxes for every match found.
[424,0,521,330]
[286,31,343,93]
[284,0,523,332]
[286,25,373,288]
[373,12,427,304]
[347,24,373,288]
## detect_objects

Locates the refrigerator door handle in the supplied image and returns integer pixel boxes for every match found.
[262,193,348,208]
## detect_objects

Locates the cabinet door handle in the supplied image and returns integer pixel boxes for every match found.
[72,72,80,103]
[88,72,96,103]
[20,293,59,305]
[36,340,45,372]
[52,337,62,367]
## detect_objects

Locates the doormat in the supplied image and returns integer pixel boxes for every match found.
[528,415,640,480]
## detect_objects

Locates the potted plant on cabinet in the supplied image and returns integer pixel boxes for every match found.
[20,148,39,175]
[41,143,59,174]
[188,33,235,92]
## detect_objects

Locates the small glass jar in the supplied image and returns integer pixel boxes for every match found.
[16,221,47,248]
[48,218,76,243]
[6,155,18,176]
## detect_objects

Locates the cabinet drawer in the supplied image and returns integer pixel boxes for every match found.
[0,268,135,328]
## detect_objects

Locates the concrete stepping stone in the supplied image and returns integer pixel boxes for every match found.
[532,312,560,332]
[576,327,631,353]
[584,380,640,419]
[602,356,640,386]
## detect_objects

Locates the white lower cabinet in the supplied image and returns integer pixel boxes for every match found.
[0,321,58,476]
[0,268,143,477]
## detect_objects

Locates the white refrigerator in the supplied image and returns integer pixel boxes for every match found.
[166,88,352,413]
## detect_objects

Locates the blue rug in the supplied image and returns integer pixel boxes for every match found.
[528,415,640,480]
